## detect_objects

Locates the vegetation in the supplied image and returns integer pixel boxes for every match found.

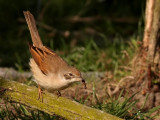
[0,0,160,120]
[0,0,145,69]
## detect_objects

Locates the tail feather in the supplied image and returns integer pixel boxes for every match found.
[24,11,43,48]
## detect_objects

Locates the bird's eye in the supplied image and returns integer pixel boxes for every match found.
[68,73,73,76]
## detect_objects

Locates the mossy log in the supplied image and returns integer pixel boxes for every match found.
[0,78,123,120]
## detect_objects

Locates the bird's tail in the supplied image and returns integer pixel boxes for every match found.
[24,11,43,48]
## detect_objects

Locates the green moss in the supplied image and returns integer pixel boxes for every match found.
[0,78,123,120]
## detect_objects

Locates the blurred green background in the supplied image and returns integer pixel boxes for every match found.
[0,0,145,72]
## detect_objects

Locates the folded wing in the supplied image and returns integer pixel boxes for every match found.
[29,44,68,75]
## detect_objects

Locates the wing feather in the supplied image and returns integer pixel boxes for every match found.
[29,44,68,75]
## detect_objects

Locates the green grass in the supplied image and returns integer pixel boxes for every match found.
[79,89,160,120]
[1,28,139,77]
[58,35,139,80]
[0,101,65,120]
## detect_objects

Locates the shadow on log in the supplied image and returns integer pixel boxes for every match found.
[0,78,123,120]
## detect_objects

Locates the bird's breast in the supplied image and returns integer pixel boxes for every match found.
[30,58,70,91]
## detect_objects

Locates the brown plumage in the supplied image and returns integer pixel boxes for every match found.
[24,11,43,48]
[28,43,68,75]
[24,11,86,100]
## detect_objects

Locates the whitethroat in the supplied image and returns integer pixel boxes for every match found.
[24,11,86,100]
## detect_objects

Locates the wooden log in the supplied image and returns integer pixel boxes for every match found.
[0,78,123,120]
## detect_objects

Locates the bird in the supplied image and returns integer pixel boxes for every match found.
[23,11,86,101]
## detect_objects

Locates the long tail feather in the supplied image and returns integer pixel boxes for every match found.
[24,11,43,48]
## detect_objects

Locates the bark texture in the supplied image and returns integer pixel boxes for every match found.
[134,0,160,92]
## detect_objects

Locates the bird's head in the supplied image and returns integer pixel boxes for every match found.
[62,67,87,89]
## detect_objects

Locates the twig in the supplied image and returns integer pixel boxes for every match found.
[54,16,138,23]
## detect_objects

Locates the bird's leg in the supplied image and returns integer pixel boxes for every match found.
[57,91,61,97]
[82,79,87,89]
[38,85,43,102]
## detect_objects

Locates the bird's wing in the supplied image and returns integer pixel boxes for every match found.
[29,44,67,75]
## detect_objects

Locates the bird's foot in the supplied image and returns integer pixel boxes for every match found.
[57,91,61,98]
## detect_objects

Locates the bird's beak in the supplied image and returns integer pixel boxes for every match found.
[82,79,87,89]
